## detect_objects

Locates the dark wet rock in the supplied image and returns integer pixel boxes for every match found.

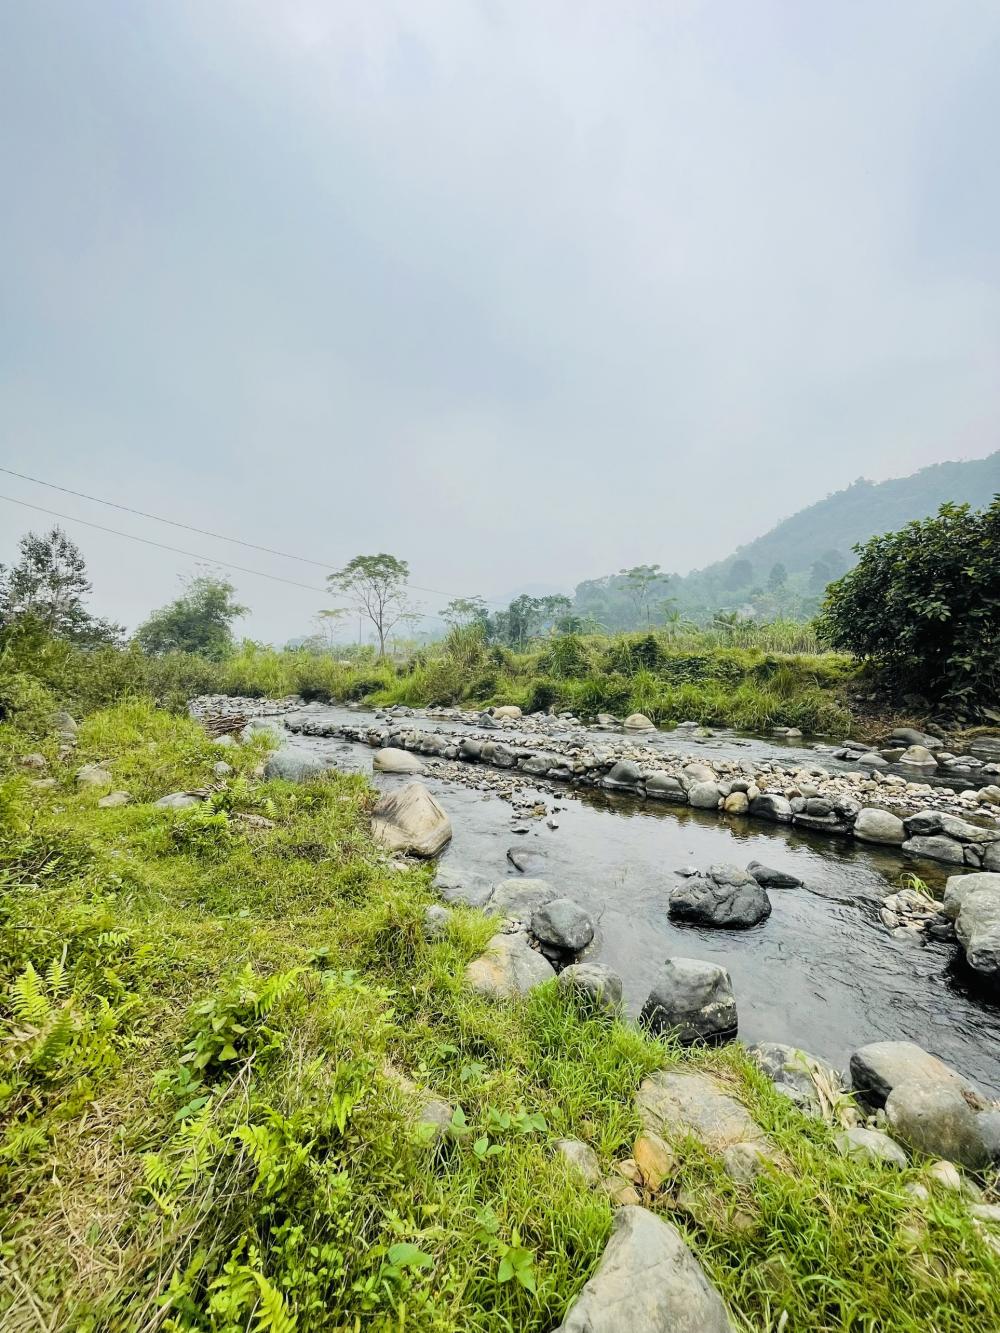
[553,1206,734,1333]
[459,738,483,760]
[465,930,556,997]
[434,864,494,907]
[747,861,803,889]
[854,808,906,845]
[902,834,965,865]
[520,751,560,775]
[748,1041,845,1118]
[668,865,771,929]
[603,759,643,790]
[835,1127,908,1168]
[488,878,558,921]
[907,811,1000,843]
[885,1080,994,1169]
[849,1040,982,1109]
[637,1069,779,1183]
[640,958,738,1044]
[507,846,547,874]
[532,898,594,954]
[748,792,792,823]
[557,963,623,1016]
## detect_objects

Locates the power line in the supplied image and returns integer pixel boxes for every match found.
[0,465,504,606]
[0,493,333,595]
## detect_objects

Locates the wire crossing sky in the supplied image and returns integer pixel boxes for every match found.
[2,1,998,641]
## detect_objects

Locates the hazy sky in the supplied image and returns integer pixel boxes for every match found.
[2,1,999,642]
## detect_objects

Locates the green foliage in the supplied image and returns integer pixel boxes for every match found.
[819,498,1000,713]
[326,553,413,658]
[135,574,248,660]
[0,526,122,646]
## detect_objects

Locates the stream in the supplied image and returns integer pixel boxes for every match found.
[277,704,1000,1093]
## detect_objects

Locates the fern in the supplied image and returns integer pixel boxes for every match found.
[10,963,50,1025]
[249,1272,297,1333]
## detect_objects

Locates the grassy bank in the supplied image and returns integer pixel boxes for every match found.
[2,625,860,736]
[1,697,998,1330]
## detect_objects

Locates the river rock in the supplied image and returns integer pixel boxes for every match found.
[623,713,656,732]
[747,861,803,889]
[76,763,112,789]
[688,781,721,809]
[637,1069,778,1182]
[748,1042,845,1118]
[900,745,938,767]
[521,751,560,776]
[242,718,285,743]
[854,808,906,845]
[434,864,494,907]
[264,746,328,783]
[644,772,687,802]
[465,930,556,998]
[604,760,643,791]
[554,1137,601,1185]
[557,963,623,1016]
[640,958,737,1043]
[493,705,522,720]
[684,762,717,784]
[723,791,749,815]
[373,747,427,774]
[532,898,594,954]
[907,811,1000,843]
[835,1127,908,1168]
[488,877,558,920]
[506,846,547,874]
[849,1040,981,1108]
[553,1205,733,1333]
[885,1080,994,1169]
[668,865,771,929]
[19,753,47,771]
[371,783,452,857]
[942,872,1000,979]
[902,834,965,865]
[50,709,77,737]
[383,1063,454,1145]
[154,791,203,809]
[749,792,792,822]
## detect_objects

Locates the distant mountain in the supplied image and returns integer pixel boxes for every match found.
[572,451,1000,626]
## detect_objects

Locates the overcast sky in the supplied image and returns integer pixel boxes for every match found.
[2,1,998,642]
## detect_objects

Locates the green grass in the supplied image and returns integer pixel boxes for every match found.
[1,698,997,1330]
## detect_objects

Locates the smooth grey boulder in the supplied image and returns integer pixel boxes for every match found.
[371,782,452,857]
[854,808,906,845]
[507,846,547,874]
[683,762,716,784]
[422,904,450,942]
[749,793,792,822]
[668,866,771,929]
[640,958,737,1044]
[264,747,328,783]
[97,791,132,809]
[644,772,687,802]
[154,791,203,810]
[434,864,494,907]
[603,760,643,790]
[493,705,522,719]
[835,1127,908,1168]
[900,744,938,767]
[459,737,483,760]
[849,1040,981,1108]
[242,718,285,743]
[532,898,595,953]
[942,873,1000,978]
[488,878,558,921]
[465,930,556,998]
[747,861,803,889]
[50,709,78,736]
[623,713,656,731]
[373,747,427,774]
[520,752,560,775]
[557,963,623,1016]
[637,1069,780,1182]
[902,835,965,865]
[553,1206,734,1333]
[748,1042,845,1119]
[688,781,721,809]
[885,1079,993,1169]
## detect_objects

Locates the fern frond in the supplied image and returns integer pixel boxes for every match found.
[11,963,50,1025]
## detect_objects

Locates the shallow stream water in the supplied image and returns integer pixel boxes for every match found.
[282,706,1000,1093]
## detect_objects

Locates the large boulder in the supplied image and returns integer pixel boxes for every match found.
[557,963,623,1016]
[942,873,1000,979]
[748,793,792,823]
[488,878,557,921]
[645,772,687,802]
[900,745,938,767]
[532,898,595,955]
[493,705,522,719]
[371,783,452,857]
[902,834,965,865]
[264,746,328,783]
[849,1040,981,1108]
[668,865,771,929]
[687,781,721,810]
[506,846,547,874]
[835,1127,908,1168]
[748,1042,845,1119]
[553,1206,733,1333]
[854,808,906,846]
[465,931,556,998]
[885,1080,994,1169]
[639,958,737,1044]
[603,760,643,791]
[373,747,427,774]
[637,1069,779,1182]
[434,864,494,907]
[623,713,656,732]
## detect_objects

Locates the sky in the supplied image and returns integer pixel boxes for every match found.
[2,0,999,643]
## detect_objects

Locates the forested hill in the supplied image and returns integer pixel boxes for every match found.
[572,450,1000,627]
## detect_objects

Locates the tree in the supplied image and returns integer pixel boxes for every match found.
[0,526,121,645]
[440,596,489,629]
[619,564,663,628]
[817,499,1000,712]
[135,574,248,659]
[768,562,788,591]
[327,553,412,659]
[725,559,754,590]
[809,560,833,594]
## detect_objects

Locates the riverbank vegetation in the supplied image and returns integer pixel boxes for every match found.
[2,695,998,1330]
